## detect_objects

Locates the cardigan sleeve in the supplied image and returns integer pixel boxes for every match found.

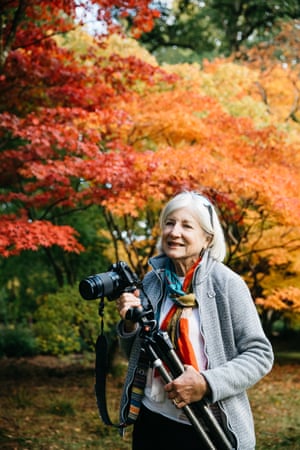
[200,267,274,403]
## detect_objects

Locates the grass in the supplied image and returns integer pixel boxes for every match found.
[0,349,299,449]
[249,363,300,449]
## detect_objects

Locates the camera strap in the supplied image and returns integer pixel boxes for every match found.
[94,301,119,428]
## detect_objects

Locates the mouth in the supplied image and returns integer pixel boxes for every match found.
[167,241,184,248]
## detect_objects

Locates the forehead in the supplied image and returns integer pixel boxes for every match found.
[166,207,199,223]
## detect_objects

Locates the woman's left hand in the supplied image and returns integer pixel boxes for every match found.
[164,365,211,408]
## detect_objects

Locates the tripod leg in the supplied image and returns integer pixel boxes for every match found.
[153,331,233,450]
[145,342,217,450]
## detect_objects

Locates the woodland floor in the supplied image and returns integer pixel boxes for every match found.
[0,346,300,450]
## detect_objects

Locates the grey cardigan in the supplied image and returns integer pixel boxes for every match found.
[117,252,274,449]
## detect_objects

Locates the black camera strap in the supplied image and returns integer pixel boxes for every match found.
[94,299,119,428]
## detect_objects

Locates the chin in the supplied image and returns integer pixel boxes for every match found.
[166,252,182,260]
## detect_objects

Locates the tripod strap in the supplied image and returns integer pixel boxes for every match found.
[94,333,119,427]
[127,349,149,424]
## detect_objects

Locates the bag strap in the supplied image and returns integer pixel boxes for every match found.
[94,298,120,428]
[94,332,120,427]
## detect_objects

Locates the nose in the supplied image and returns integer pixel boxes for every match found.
[169,223,181,236]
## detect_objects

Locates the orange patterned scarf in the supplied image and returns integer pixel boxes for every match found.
[161,258,201,370]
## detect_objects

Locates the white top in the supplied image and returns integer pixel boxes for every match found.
[142,292,207,424]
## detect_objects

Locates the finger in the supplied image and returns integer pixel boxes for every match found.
[164,382,173,392]
[173,398,180,406]
[173,397,185,408]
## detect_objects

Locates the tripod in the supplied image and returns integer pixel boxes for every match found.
[126,307,233,450]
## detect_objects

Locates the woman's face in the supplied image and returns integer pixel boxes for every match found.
[161,207,210,274]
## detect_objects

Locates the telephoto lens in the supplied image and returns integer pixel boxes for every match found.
[79,271,120,300]
[79,261,140,301]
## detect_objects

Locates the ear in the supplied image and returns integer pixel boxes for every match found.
[206,234,213,248]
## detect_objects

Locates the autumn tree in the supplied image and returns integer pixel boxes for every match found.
[233,19,300,127]
[139,0,300,63]
[256,287,300,336]
[1,0,300,344]
[0,0,168,285]
[0,0,168,353]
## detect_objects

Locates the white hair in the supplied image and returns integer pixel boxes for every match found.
[158,191,227,262]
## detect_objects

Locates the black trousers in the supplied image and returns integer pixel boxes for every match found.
[132,404,205,450]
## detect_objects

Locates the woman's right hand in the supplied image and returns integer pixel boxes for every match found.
[116,290,141,332]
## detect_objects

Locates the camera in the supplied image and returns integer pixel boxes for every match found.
[79,261,140,301]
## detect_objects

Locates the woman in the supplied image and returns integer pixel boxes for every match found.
[116,191,274,450]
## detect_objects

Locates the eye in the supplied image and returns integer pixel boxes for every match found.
[183,222,193,229]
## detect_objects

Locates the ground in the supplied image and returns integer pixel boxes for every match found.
[0,353,300,449]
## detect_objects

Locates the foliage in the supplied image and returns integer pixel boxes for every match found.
[0,3,174,256]
[139,0,300,63]
[33,286,119,355]
[1,0,300,343]
[233,20,300,132]
[0,1,174,291]
[0,206,111,331]
[59,31,158,66]
[0,324,38,357]
[0,252,58,325]
[256,287,300,335]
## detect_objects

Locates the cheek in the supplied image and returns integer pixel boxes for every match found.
[190,235,207,252]
[160,233,167,247]
[161,229,169,240]
[193,243,205,255]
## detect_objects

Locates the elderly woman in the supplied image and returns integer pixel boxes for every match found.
[116,191,274,450]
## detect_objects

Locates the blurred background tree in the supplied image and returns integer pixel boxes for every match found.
[0,0,299,357]
[138,0,300,64]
